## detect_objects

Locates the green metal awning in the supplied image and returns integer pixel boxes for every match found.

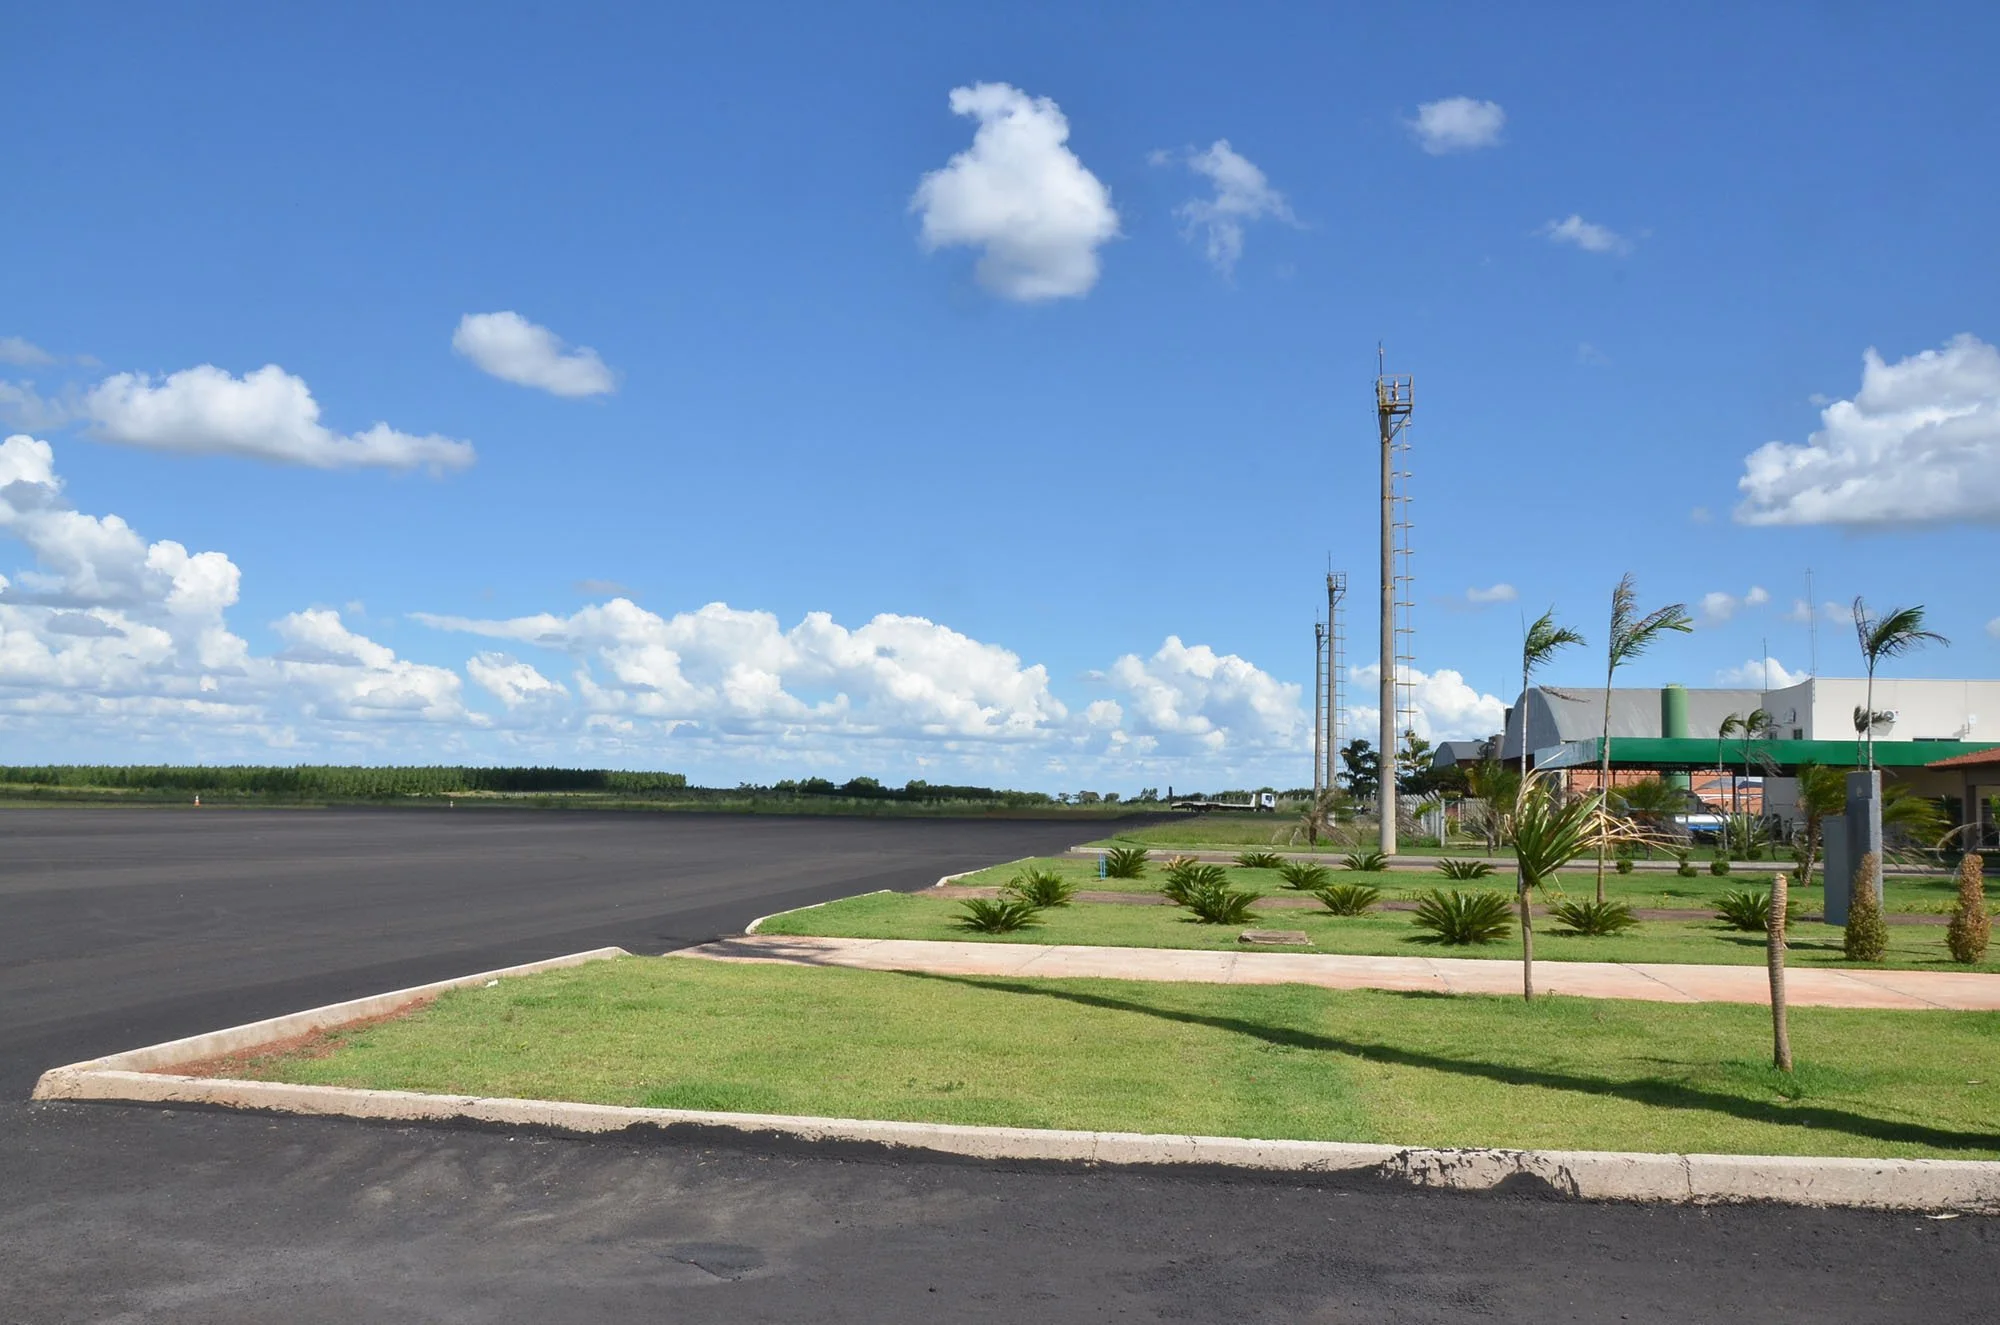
[1531,737,2000,772]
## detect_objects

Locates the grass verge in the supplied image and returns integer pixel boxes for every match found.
[758,891,2000,972]
[230,956,2000,1160]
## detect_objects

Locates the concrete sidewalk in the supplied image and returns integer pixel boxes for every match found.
[677,935,2000,1011]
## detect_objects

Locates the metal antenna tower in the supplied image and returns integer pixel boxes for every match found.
[1376,350,1414,855]
[1325,570,1347,797]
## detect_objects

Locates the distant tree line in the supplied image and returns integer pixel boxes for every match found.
[768,776,1055,807]
[0,765,690,798]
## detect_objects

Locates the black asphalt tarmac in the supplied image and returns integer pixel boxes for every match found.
[3,808,1992,1322]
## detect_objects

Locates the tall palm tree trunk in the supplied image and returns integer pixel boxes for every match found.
[1519,880,1535,1002]
[1595,672,1613,903]
[1767,870,1793,1071]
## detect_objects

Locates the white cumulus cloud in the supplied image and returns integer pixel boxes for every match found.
[0,337,56,367]
[1540,214,1632,255]
[1103,636,1303,756]
[1465,583,1518,605]
[1714,656,1810,689]
[0,379,75,432]
[0,435,469,746]
[416,598,1069,743]
[1699,585,1770,624]
[1171,139,1295,274]
[1408,97,1506,154]
[1349,662,1509,744]
[911,82,1120,301]
[467,652,568,708]
[84,364,473,472]
[452,312,615,398]
[1736,334,2000,526]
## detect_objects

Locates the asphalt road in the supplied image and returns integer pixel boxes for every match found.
[3,808,1993,1322]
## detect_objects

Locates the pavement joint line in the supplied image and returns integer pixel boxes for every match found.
[1831,968,1952,1010]
[26,945,2000,1214]
[1621,963,1702,1002]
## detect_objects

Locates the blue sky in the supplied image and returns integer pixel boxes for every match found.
[4,1,1997,790]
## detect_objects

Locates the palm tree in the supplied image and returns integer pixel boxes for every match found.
[1291,787,1349,849]
[1717,712,1743,811]
[1768,869,1793,1072]
[1594,575,1693,901]
[1510,774,1635,1000]
[1518,608,1586,781]
[1616,776,1689,854]
[1718,708,1775,816]
[1792,762,1847,888]
[1851,599,1948,770]
[1882,784,1949,860]
[1462,759,1521,853]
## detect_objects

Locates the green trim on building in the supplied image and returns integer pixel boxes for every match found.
[1533,738,2000,771]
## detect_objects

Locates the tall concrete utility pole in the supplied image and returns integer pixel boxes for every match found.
[1325,571,1346,796]
[1375,352,1413,855]
[1312,620,1327,801]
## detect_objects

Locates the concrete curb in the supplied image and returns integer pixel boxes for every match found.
[30,948,2000,1214]
[744,889,893,935]
[31,946,630,1094]
[741,856,1028,935]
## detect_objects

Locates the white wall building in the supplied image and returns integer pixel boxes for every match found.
[1759,677,2000,744]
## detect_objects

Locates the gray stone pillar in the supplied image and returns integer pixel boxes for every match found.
[1823,770,1883,926]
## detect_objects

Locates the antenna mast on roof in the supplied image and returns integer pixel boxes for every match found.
[1805,567,1818,677]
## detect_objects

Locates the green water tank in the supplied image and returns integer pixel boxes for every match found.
[1661,684,1690,789]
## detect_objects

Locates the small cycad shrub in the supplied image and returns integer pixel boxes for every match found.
[1946,853,1990,965]
[1435,858,1494,880]
[1161,862,1228,906]
[955,898,1043,933]
[1277,860,1332,891]
[1411,889,1513,945]
[1844,853,1888,962]
[1234,850,1284,870]
[1341,850,1390,872]
[1102,846,1149,879]
[1549,899,1639,936]
[1179,879,1261,925]
[1714,889,1772,932]
[1312,883,1380,916]
[1005,868,1076,909]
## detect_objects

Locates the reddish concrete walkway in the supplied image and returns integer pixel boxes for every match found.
[677,935,2000,1011]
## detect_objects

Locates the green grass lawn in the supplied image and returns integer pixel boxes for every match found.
[233,956,2000,1160]
[976,854,1964,914]
[759,891,2000,972]
[1086,819,1461,853]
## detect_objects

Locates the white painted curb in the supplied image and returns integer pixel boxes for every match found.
[742,856,1034,935]
[744,889,893,935]
[31,946,630,1092]
[30,947,2000,1213]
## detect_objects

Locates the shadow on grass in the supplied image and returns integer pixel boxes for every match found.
[890,971,2000,1155]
